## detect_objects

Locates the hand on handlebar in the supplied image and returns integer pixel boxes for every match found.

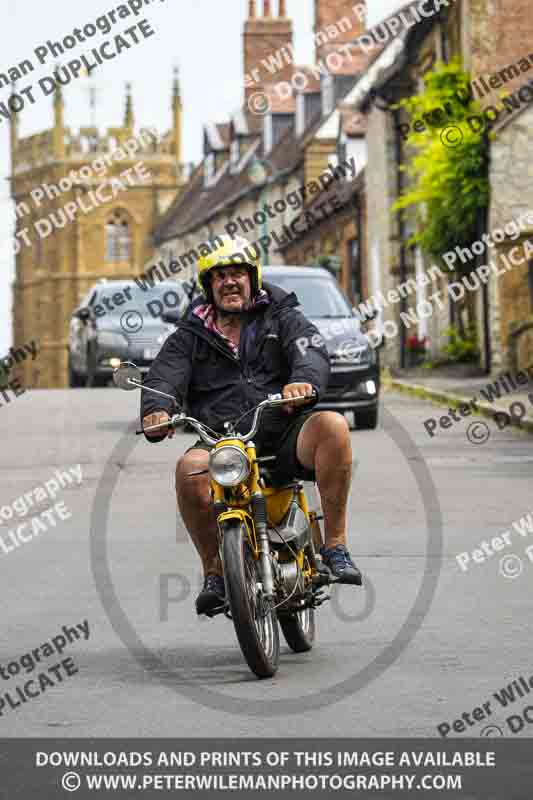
[142,410,176,439]
[281,383,315,414]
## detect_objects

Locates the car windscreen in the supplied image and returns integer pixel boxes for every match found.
[96,284,185,314]
[264,275,352,318]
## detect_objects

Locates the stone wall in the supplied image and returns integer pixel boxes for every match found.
[364,106,401,367]
[489,103,533,371]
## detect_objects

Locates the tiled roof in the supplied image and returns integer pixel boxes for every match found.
[153,160,207,243]
[153,103,329,245]
[277,170,365,251]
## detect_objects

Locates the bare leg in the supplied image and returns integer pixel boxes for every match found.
[175,450,222,576]
[296,411,352,548]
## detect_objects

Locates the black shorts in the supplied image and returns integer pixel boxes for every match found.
[185,411,317,483]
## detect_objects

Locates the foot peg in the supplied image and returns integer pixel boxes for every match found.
[312,589,330,608]
[312,560,333,587]
[203,602,230,619]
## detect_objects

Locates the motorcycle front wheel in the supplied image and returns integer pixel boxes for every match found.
[223,522,279,678]
[279,605,315,653]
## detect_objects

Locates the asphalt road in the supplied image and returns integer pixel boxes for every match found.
[1,385,532,738]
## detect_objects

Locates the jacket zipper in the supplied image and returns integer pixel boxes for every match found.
[178,323,239,366]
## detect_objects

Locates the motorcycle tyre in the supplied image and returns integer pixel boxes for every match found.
[223,521,280,679]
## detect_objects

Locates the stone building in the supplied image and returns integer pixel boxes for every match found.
[350,0,533,372]
[151,0,370,282]
[279,169,367,303]
[489,105,533,372]
[9,75,188,388]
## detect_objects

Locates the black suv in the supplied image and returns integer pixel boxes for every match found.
[263,266,381,429]
[68,279,190,387]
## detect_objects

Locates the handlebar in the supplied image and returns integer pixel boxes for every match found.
[137,391,317,444]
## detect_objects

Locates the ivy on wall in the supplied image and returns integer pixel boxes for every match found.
[393,58,489,271]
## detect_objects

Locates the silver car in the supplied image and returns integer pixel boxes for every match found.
[263,266,381,429]
[68,279,190,387]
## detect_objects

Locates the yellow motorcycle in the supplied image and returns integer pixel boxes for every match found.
[114,362,332,679]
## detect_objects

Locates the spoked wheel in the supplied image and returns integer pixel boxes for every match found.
[279,604,315,653]
[223,522,279,678]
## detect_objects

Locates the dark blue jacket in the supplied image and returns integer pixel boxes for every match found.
[141,281,330,446]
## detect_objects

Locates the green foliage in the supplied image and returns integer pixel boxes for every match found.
[315,254,341,275]
[442,324,480,363]
[392,59,489,266]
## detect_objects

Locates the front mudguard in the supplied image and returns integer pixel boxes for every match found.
[217,509,258,557]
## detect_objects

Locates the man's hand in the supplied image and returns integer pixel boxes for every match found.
[282,383,314,414]
[142,410,175,439]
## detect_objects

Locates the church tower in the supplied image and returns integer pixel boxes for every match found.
[9,77,190,388]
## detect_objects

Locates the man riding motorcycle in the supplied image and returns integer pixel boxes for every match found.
[141,236,362,615]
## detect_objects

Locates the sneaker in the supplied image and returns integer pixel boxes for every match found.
[320,544,362,585]
[196,574,226,615]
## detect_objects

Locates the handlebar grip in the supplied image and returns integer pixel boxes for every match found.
[289,389,318,405]
[137,419,176,436]
[290,395,312,406]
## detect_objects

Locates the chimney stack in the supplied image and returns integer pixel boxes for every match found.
[243,0,293,100]
[315,0,368,73]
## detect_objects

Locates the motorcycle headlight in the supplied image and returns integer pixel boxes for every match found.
[209,446,250,487]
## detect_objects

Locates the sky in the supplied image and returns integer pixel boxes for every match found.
[0,0,403,355]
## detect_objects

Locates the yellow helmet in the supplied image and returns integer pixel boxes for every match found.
[197,235,262,299]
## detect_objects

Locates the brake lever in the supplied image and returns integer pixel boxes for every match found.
[136,418,179,436]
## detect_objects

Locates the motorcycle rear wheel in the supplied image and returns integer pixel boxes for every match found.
[223,522,279,678]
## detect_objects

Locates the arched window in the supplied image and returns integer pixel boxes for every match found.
[106,210,131,262]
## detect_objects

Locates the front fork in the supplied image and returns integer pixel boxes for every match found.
[251,492,275,599]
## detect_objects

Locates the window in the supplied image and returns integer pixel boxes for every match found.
[105,210,131,262]
[204,153,215,186]
[348,238,361,301]
[264,275,351,318]
[263,114,273,155]
[440,23,450,64]
[296,92,306,137]
[230,139,240,170]
[322,74,335,117]
[338,135,347,169]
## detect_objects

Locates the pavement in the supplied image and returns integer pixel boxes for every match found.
[389,367,533,436]
[0,385,532,738]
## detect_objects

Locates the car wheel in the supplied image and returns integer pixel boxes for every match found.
[68,356,85,388]
[86,346,107,388]
[354,406,378,430]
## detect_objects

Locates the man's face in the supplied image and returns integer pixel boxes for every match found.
[210,265,252,313]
